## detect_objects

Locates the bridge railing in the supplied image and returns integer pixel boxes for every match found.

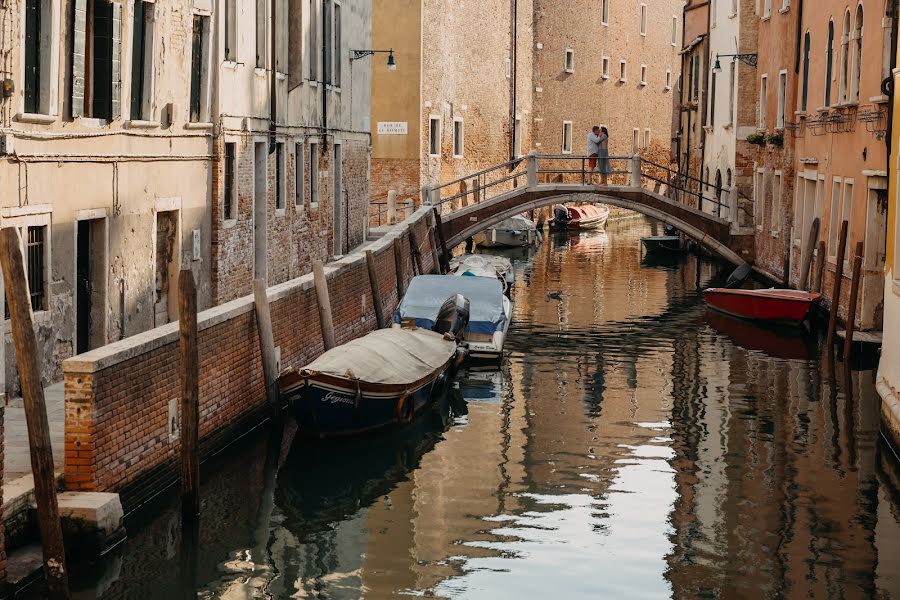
[429,157,529,211]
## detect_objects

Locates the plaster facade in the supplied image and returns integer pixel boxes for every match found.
[677,0,710,205]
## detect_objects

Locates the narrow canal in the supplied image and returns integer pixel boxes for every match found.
[49,215,900,599]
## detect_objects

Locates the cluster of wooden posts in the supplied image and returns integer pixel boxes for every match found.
[798,217,866,362]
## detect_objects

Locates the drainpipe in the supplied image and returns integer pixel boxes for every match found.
[322,2,329,150]
[510,0,518,163]
[269,0,277,153]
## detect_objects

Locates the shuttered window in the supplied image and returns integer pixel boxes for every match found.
[190,15,203,121]
[71,0,121,120]
[24,0,41,114]
[26,226,46,313]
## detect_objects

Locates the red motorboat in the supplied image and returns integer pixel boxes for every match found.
[703,288,822,325]
[551,204,610,230]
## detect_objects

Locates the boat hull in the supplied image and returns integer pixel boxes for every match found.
[704,288,821,325]
[641,236,684,253]
[282,366,451,439]
[473,229,537,248]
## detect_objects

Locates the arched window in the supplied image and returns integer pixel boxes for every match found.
[726,169,732,189]
[840,10,851,102]
[715,169,723,205]
[802,32,811,111]
[704,167,710,192]
[825,20,834,107]
[851,4,863,102]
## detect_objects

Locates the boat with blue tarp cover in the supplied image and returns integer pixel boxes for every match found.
[393,275,512,361]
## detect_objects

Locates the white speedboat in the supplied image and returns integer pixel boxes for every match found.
[450,254,515,294]
[473,215,540,248]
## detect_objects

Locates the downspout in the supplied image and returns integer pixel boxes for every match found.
[510,0,517,163]
[886,0,897,161]
[269,0,277,152]
[322,2,329,150]
[794,0,804,74]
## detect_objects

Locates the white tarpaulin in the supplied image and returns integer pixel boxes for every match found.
[303,328,456,385]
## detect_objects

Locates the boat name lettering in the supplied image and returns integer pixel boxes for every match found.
[323,391,355,406]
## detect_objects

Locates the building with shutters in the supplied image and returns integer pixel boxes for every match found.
[0,0,373,394]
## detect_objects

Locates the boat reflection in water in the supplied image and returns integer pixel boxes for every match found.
[704,310,819,361]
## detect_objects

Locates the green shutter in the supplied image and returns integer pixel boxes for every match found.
[71,0,87,117]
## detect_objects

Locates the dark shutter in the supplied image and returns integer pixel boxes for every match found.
[130,2,146,120]
[190,16,202,122]
[24,0,41,114]
[323,0,331,85]
[92,1,114,119]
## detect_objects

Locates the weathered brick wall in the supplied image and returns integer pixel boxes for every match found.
[63,209,436,510]
[0,404,5,588]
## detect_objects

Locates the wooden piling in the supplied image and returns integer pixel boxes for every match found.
[432,208,451,273]
[0,228,71,599]
[253,279,279,407]
[313,260,337,351]
[393,237,407,299]
[826,220,849,347]
[365,251,387,329]
[408,228,424,275]
[178,270,200,523]
[812,240,826,294]
[799,217,820,290]
[843,241,864,363]
[427,216,443,274]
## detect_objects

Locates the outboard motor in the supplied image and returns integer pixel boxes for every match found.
[553,206,570,225]
[433,294,470,339]
[664,223,678,237]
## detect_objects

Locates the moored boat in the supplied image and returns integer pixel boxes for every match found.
[703,288,822,325]
[394,275,512,361]
[551,204,610,230]
[473,215,539,248]
[277,297,468,438]
[450,254,515,294]
[641,235,684,253]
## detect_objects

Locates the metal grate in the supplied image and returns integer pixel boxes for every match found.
[26,226,46,312]
[224,142,235,219]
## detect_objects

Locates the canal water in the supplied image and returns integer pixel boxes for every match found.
[47,215,900,598]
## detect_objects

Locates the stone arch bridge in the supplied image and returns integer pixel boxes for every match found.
[420,154,755,266]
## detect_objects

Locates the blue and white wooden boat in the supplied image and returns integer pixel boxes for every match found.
[394,275,512,361]
[277,326,464,439]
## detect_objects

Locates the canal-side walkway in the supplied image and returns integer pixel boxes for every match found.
[3,381,65,480]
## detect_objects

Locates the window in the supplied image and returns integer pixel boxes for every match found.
[224,142,236,220]
[777,70,787,129]
[295,142,305,208]
[333,2,341,87]
[308,0,317,81]
[275,142,284,210]
[453,118,464,157]
[672,15,678,46]
[711,0,717,27]
[506,57,512,79]
[643,129,651,150]
[256,0,267,67]
[601,0,609,25]
[829,177,842,255]
[565,48,575,73]
[23,0,59,117]
[130,1,154,121]
[728,62,735,124]
[825,20,834,107]
[514,116,523,157]
[773,172,783,232]
[429,116,441,156]
[309,141,319,207]
[632,128,639,153]
[26,226,47,312]
[731,0,738,16]
[754,169,765,225]
[842,180,854,249]
[620,60,627,82]
[602,56,610,79]
[692,53,700,100]
[759,74,768,128]
[323,0,333,84]
[71,0,122,120]
[189,14,211,123]
[640,64,647,86]
[709,68,717,126]
[850,5,863,102]
[665,69,672,90]
[224,0,237,61]
[23,0,42,114]
[763,0,771,18]
[802,32,811,111]
[782,0,790,9]
[840,10,851,103]
[640,4,647,36]
[562,121,573,154]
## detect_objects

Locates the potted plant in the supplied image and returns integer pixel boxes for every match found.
[746,132,766,146]
[766,132,784,147]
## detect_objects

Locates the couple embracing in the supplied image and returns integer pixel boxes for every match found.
[587,126,611,185]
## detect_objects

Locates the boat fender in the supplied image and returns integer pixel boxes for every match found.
[396,392,413,423]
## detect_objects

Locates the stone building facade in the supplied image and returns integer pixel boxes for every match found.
[0,0,373,392]
[676,0,710,204]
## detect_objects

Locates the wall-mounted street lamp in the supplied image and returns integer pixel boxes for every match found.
[712,53,759,74]
[351,49,397,70]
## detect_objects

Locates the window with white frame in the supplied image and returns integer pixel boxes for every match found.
[619,60,627,81]
[759,74,768,128]
[189,13,212,123]
[565,48,575,73]
[711,0,717,27]
[429,116,441,156]
[842,179,854,250]
[256,0,267,67]
[602,56,610,79]
[640,64,647,86]
[2,215,51,317]
[632,128,639,153]
[829,177,842,254]
[514,116,523,157]
[71,0,123,120]
[224,0,237,61]
[295,141,305,209]
[643,129,651,150]
[665,69,672,90]
[777,70,787,129]
[453,118,464,157]
[130,1,155,121]
[773,172,783,232]
[323,0,332,84]
[754,169,765,225]
[506,57,512,79]
[672,15,678,46]
[561,121,573,153]
[309,140,319,207]
[224,141,237,220]
[601,0,609,25]
[308,0,318,81]
[23,0,60,116]
[763,0,771,18]
[640,4,647,35]
[275,142,285,210]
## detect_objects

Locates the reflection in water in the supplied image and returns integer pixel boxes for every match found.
[53,215,900,599]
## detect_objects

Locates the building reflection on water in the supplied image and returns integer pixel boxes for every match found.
[56,215,900,599]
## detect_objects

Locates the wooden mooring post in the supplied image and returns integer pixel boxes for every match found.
[826,220,849,347]
[432,208,451,274]
[799,218,819,290]
[812,240,826,294]
[253,279,279,408]
[408,228,424,275]
[178,270,200,523]
[365,251,387,329]
[0,228,71,599]
[427,216,443,274]
[393,237,407,299]
[843,241,864,363]
[313,260,337,351]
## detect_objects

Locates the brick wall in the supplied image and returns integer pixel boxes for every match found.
[0,404,5,588]
[62,208,437,510]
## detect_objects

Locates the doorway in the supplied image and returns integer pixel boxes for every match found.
[154,210,179,327]
[254,141,268,283]
[332,142,343,256]
[76,218,107,354]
